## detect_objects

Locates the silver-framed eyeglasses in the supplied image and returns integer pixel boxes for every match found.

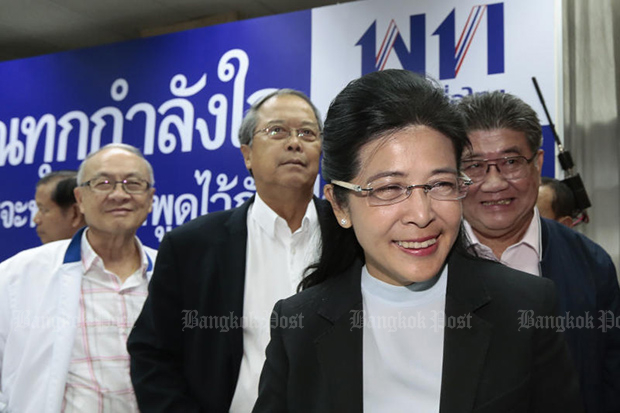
[254,124,320,142]
[81,178,152,194]
[331,174,473,207]
[461,153,538,183]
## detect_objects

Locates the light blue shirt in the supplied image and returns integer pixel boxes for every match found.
[361,264,448,413]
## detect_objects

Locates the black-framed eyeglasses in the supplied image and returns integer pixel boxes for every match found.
[254,124,320,142]
[461,153,538,183]
[331,174,472,207]
[81,178,152,194]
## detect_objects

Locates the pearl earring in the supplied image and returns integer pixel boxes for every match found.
[341,218,347,225]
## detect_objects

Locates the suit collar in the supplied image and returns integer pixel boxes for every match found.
[313,260,364,411]
[311,252,497,412]
[221,197,252,311]
[316,259,364,323]
[440,250,493,413]
[445,250,491,312]
[63,227,85,264]
[222,197,253,392]
[225,195,253,234]
[540,216,550,262]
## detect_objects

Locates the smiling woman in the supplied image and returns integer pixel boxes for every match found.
[326,125,464,286]
[253,69,585,413]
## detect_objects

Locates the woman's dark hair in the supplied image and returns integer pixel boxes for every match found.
[300,69,470,291]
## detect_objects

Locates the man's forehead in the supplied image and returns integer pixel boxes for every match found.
[83,149,147,176]
[465,128,530,157]
[262,93,306,106]
[35,182,54,198]
[258,95,316,121]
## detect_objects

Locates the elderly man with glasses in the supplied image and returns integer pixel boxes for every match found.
[457,91,620,413]
[0,143,157,413]
[128,89,329,412]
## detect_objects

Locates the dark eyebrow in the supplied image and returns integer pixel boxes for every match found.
[366,168,458,184]
[366,171,405,183]
[431,167,459,175]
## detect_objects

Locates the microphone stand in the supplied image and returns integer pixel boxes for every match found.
[532,77,591,224]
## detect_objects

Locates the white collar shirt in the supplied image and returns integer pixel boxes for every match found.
[229,194,321,412]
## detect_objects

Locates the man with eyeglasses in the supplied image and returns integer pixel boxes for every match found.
[457,91,620,413]
[128,89,328,412]
[0,143,157,413]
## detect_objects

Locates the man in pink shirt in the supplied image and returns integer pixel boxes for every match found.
[457,91,620,413]
[0,143,157,413]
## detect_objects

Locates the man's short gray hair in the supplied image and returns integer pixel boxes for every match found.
[457,91,542,154]
[238,89,323,147]
[76,143,155,185]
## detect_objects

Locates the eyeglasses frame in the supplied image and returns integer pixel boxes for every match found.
[461,152,539,182]
[331,173,473,206]
[253,125,321,142]
[80,178,152,195]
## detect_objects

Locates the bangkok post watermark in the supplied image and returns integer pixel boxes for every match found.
[517,310,620,332]
[349,309,472,333]
[10,311,134,332]
[11,311,77,332]
[180,309,304,333]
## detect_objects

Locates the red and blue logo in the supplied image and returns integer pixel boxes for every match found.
[357,3,505,79]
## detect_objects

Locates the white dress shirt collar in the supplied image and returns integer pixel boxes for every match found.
[80,228,150,280]
[250,192,318,238]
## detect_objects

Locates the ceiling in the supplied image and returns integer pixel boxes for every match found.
[0,0,357,63]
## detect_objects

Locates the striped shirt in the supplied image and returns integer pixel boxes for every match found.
[61,230,149,412]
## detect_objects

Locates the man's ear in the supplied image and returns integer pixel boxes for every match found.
[74,187,86,214]
[240,144,252,171]
[147,187,155,214]
[558,215,574,228]
[324,184,352,228]
[69,203,86,228]
[536,149,544,173]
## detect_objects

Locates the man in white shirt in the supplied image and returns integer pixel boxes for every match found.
[457,91,620,413]
[0,143,157,413]
[128,89,327,412]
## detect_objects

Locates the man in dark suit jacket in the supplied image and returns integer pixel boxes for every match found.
[128,89,327,412]
[254,251,584,413]
[457,91,620,413]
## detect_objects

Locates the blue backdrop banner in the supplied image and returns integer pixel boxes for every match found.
[0,0,559,262]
